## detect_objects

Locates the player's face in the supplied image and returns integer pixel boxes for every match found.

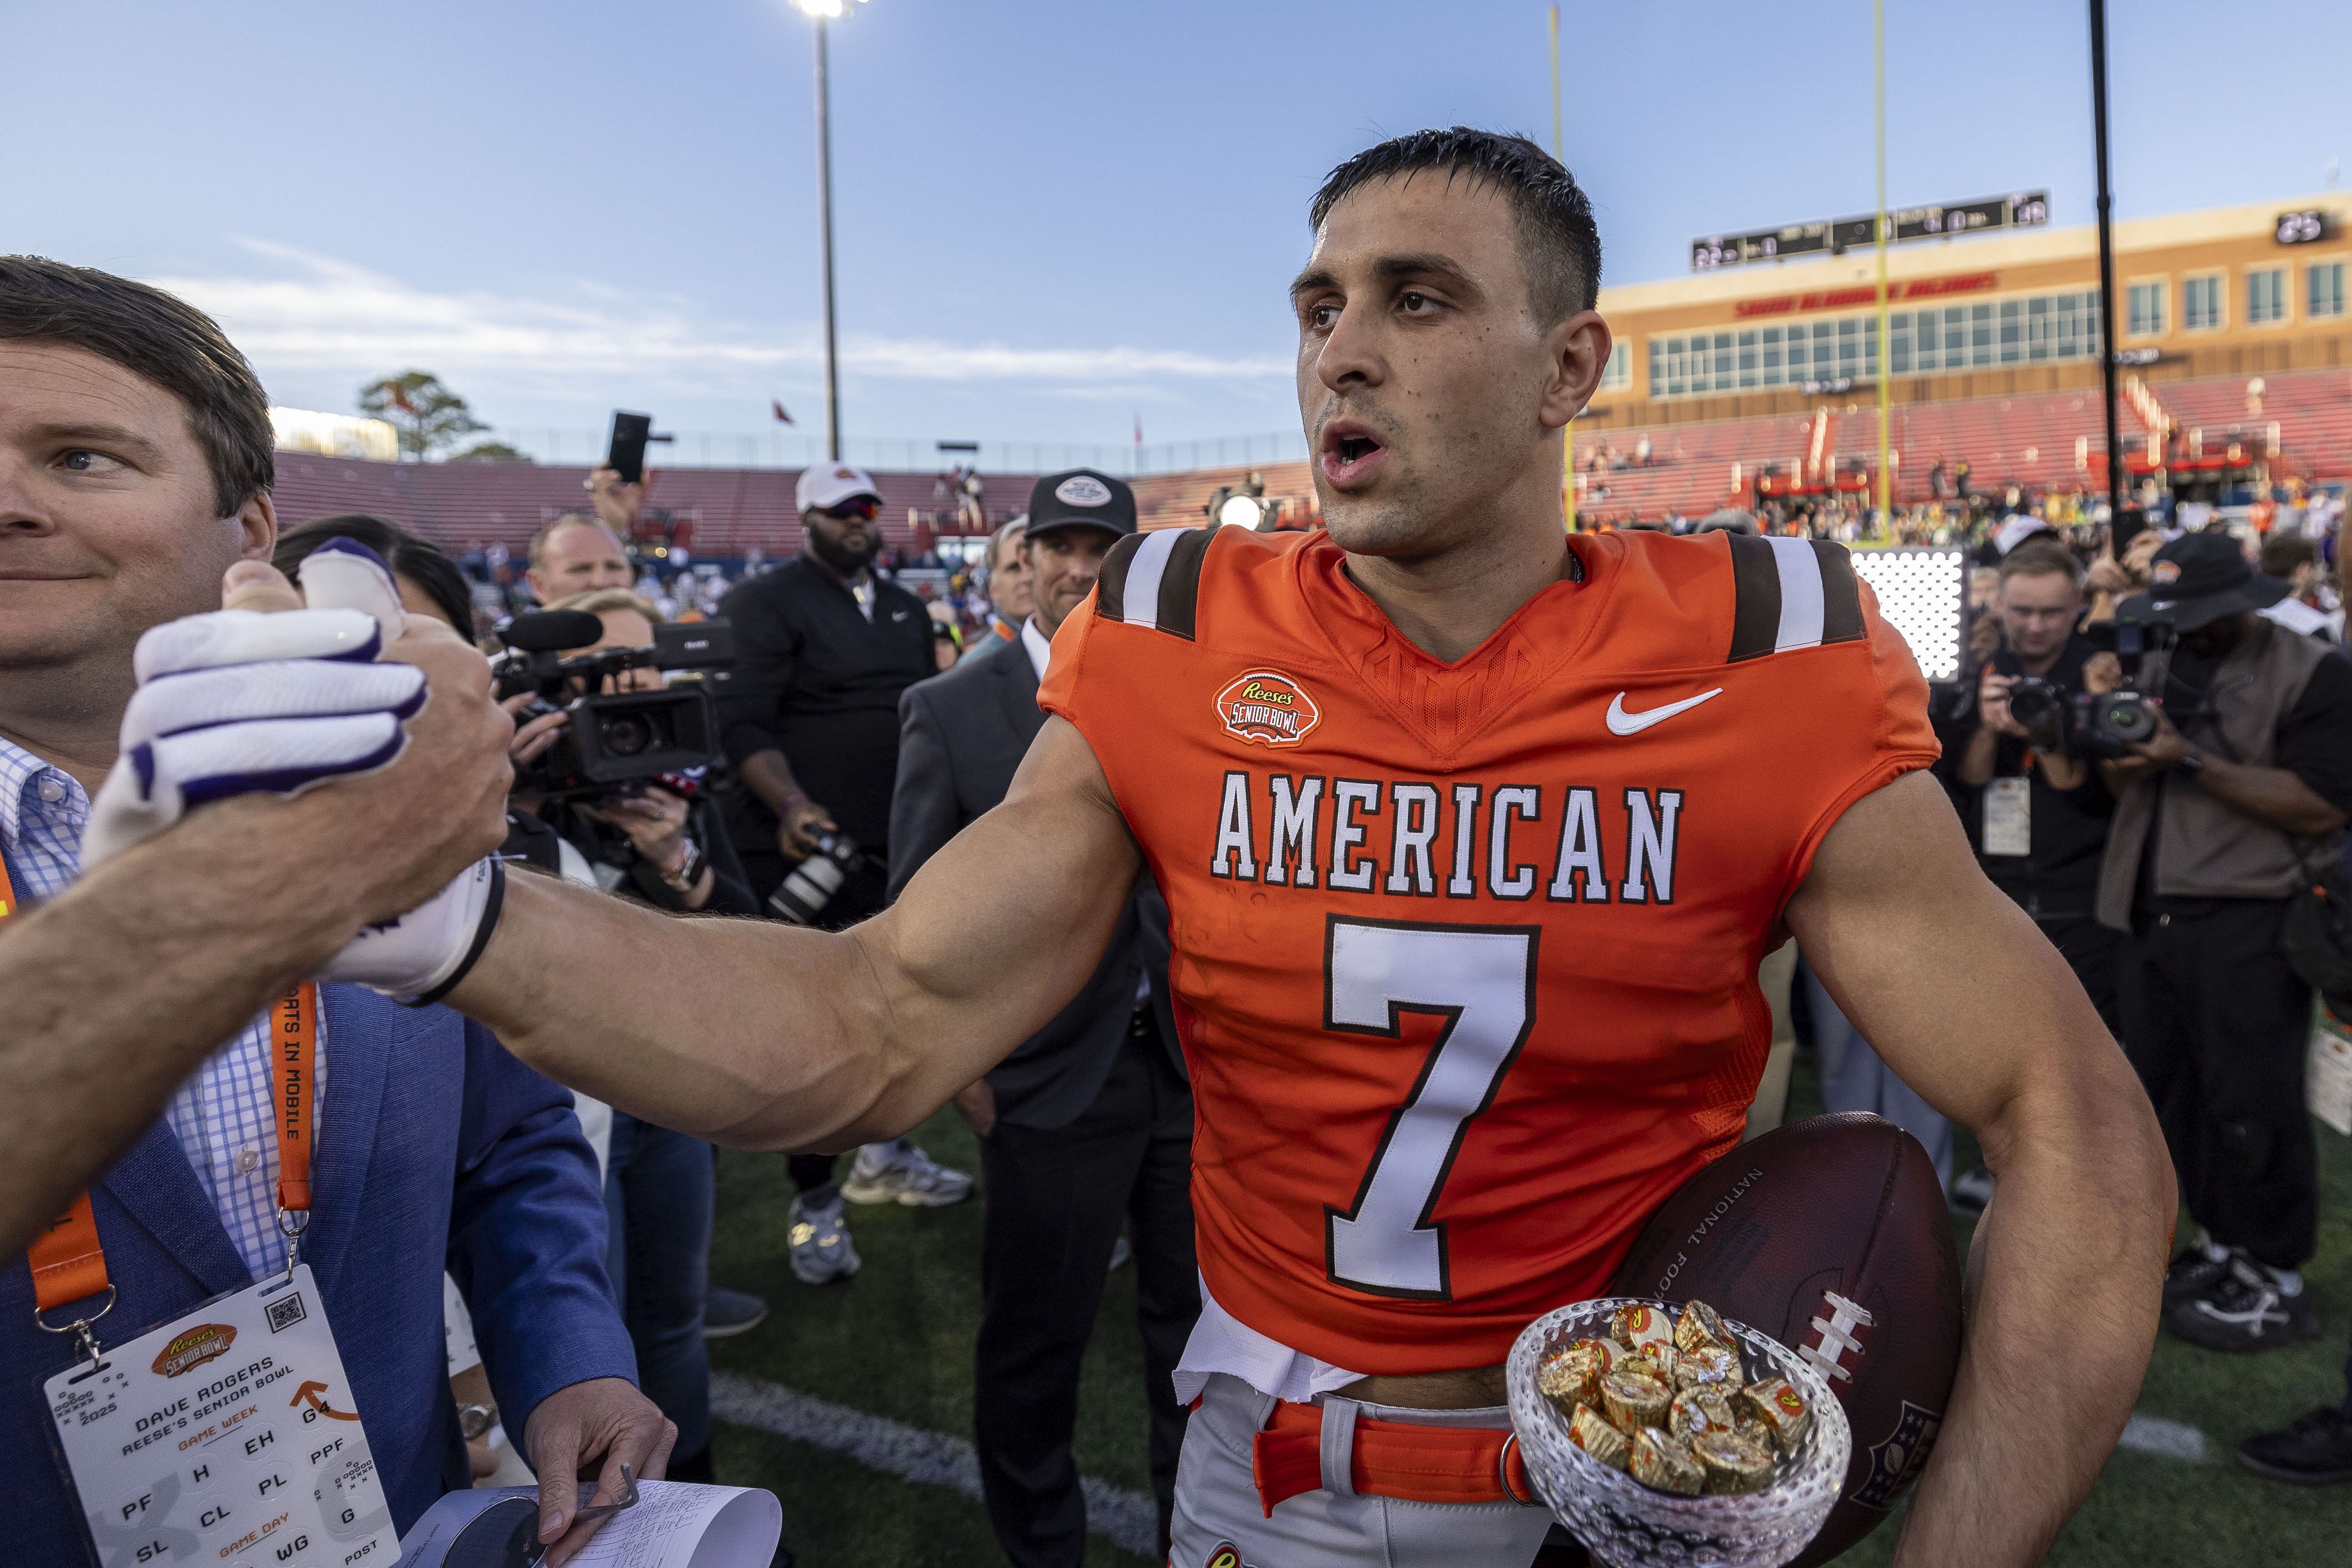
[1292,179,1592,559]
[0,341,271,682]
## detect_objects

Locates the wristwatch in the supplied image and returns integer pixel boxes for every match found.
[457,1401,498,1441]
[659,836,705,893]
[2176,746,2206,776]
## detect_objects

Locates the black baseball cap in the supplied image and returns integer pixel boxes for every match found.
[1025,469,1137,542]
[2118,532,2291,632]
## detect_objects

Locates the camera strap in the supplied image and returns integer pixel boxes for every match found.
[2,855,320,1363]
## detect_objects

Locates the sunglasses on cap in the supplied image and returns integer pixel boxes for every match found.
[819,497,880,523]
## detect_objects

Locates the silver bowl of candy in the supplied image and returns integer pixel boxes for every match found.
[1505,1296,1850,1568]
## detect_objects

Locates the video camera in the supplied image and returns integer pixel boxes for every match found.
[492,610,735,799]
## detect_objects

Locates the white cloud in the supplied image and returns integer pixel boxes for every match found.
[152,241,1287,391]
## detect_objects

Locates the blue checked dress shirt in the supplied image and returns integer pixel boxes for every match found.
[0,736,323,1282]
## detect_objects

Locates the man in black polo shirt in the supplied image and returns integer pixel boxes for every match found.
[716,461,973,1286]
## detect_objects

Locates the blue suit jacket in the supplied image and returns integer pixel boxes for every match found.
[0,985,636,1563]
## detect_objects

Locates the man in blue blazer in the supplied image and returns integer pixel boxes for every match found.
[0,259,664,1566]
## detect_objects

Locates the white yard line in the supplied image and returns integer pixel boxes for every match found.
[710,1370,1160,1557]
[2117,1412,2211,1463]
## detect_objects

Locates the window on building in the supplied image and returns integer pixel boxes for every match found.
[2247,267,2287,325]
[2126,281,2166,337]
[1599,340,1631,391]
[2310,261,2348,320]
[2182,274,2222,331]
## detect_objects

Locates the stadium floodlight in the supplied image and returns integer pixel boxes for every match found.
[1851,548,1966,683]
[1216,492,1266,530]
[787,0,872,458]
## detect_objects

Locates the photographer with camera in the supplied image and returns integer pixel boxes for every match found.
[495,588,761,1486]
[2093,533,2352,1355]
[714,462,973,1286]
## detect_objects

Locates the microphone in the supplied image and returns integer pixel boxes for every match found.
[500,610,604,654]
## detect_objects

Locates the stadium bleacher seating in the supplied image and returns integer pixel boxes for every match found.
[268,368,2348,551]
[271,453,1038,557]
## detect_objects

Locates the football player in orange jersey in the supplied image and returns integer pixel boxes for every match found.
[196,130,2167,1566]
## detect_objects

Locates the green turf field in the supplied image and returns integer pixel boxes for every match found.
[706,1058,2352,1567]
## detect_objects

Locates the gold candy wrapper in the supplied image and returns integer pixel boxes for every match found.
[1631,1340,1677,1387]
[1671,1344,1742,1393]
[1734,1377,1814,1454]
[1668,1386,1738,1441]
[1538,1339,1618,1413]
[1569,1402,1632,1471]
[1599,1368,1672,1433]
[1673,1299,1733,1356]
[1610,1302,1674,1354]
[1691,1432,1776,1495]
[1629,1427,1707,1496]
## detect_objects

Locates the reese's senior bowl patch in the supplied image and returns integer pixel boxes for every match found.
[153,1323,238,1378]
[1216,670,1320,748]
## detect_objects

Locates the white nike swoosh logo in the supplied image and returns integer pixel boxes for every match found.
[1606,688,1724,736]
[892,610,911,621]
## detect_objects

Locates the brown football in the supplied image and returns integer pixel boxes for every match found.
[1608,1112,1962,1565]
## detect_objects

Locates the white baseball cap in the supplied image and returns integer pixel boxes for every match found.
[796,461,883,513]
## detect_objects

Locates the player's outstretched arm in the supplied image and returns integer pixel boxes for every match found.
[449,715,1143,1151]
[1784,770,2172,1568]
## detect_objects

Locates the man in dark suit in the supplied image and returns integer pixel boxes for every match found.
[889,470,1197,1568]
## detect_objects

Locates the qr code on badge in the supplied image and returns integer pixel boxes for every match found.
[267,1293,308,1333]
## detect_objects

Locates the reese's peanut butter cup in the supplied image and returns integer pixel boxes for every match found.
[1692,1432,1776,1495]
[1599,1368,1672,1433]
[1667,1386,1738,1441]
[1610,1302,1673,1354]
[1673,1299,1733,1356]
[1671,1344,1742,1393]
[1538,1339,1616,1414]
[1733,1377,1813,1454]
[1569,1402,1632,1471]
[1630,1427,1707,1496]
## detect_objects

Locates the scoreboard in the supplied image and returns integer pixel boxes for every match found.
[1692,191,2050,272]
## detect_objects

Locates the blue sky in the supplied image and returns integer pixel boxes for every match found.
[8,1,2346,466]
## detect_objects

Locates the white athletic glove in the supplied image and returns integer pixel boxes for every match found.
[85,539,506,1004]
[83,541,422,867]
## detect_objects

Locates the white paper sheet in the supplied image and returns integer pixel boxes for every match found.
[395,1481,781,1568]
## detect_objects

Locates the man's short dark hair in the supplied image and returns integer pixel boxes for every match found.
[0,256,274,517]
[1307,128,1602,323]
[276,514,476,635]
[1999,538,2083,588]
[2259,532,2318,577]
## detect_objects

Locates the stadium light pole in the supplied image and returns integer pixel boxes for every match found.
[1551,4,1576,533]
[2088,0,2126,517]
[1874,0,1892,528]
[792,0,866,462]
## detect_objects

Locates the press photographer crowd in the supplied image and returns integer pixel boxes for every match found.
[2,132,2350,1568]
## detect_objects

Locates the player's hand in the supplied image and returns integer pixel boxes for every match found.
[2120,528,2162,582]
[525,1377,676,1566]
[1967,611,2002,664]
[586,465,646,534]
[778,797,838,861]
[1976,668,2026,739]
[2121,702,2195,772]
[2084,549,2134,596]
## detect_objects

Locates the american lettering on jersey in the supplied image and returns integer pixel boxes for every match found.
[1040,523,1937,1374]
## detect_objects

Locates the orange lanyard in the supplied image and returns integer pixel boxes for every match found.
[1,852,317,1357]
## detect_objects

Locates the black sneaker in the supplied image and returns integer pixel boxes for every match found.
[2238,1408,2352,1484]
[2162,1245,2233,1306]
[2166,1260,2323,1352]
[704,1285,771,1339]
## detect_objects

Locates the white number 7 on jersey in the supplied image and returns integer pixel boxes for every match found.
[1324,917,1539,1300]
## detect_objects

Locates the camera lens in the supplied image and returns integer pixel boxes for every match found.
[2104,698,2157,742]
[602,714,654,757]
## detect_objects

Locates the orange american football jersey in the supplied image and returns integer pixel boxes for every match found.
[1038,525,1937,1374]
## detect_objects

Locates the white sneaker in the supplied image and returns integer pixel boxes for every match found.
[841,1139,975,1208]
[787,1194,861,1285]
